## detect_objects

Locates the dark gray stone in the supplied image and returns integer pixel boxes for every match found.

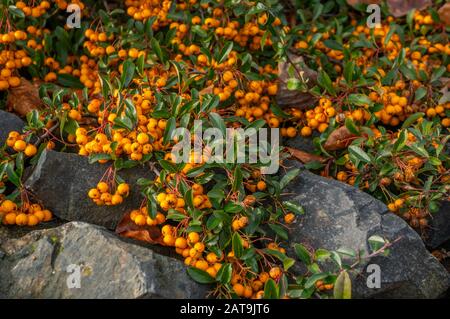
[24,150,154,230]
[426,201,450,249]
[0,222,207,299]
[0,110,25,146]
[284,133,319,154]
[282,162,449,298]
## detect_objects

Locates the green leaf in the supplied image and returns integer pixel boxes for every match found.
[287,78,301,90]
[232,233,243,258]
[430,66,446,83]
[232,166,243,193]
[343,61,354,84]
[8,5,25,18]
[414,87,427,102]
[217,42,234,64]
[368,235,385,252]
[121,60,135,88]
[57,74,84,89]
[304,273,329,288]
[317,69,336,96]
[323,39,343,51]
[294,243,312,265]
[348,145,372,163]
[263,279,279,299]
[393,129,407,152]
[6,162,20,187]
[209,112,226,136]
[283,201,305,215]
[348,94,372,107]
[283,257,296,271]
[315,248,331,261]
[280,168,300,189]
[186,267,215,284]
[333,271,352,299]
[216,263,232,284]
[88,153,112,164]
[345,117,360,135]
[151,37,166,63]
[268,223,289,241]
[163,117,176,144]
[401,112,424,129]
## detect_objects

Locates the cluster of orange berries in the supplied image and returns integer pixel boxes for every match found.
[78,55,100,91]
[233,79,280,127]
[88,182,129,206]
[75,121,163,162]
[315,280,334,291]
[15,0,85,17]
[83,29,116,58]
[413,11,438,29]
[292,98,337,137]
[1,199,52,226]
[125,0,172,28]
[15,0,51,18]
[232,266,282,298]
[387,197,430,229]
[0,47,32,90]
[425,103,450,127]
[163,229,224,277]
[130,207,166,226]
[5,131,37,157]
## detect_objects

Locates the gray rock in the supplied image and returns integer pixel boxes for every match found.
[24,150,154,230]
[426,201,450,249]
[0,110,25,146]
[282,162,449,298]
[0,222,207,299]
[284,133,319,154]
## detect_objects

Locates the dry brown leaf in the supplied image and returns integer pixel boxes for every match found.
[6,78,43,116]
[276,53,318,109]
[438,3,450,26]
[199,84,214,96]
[323,126,357,151]
[115,212,165,245]
[285,147,326,164]
[387,0,431,17]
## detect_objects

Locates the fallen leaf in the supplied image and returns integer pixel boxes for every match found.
[323,126,357,151]
[285,147,326,163]
[438,3,450,26]
[6,78,43,116]
[276,53,318,109]
[387,0,431,17]
[199,84,214,96]
[115,212,165,245]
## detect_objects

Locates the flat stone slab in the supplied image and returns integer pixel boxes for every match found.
[0,222,208,299]
[24,150,154,230]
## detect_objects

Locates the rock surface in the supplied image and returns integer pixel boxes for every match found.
[426,201,450,249]
[24,150,154,230]
[282,162,449,299]
[0,110,25,146]
[0,222,207,299]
